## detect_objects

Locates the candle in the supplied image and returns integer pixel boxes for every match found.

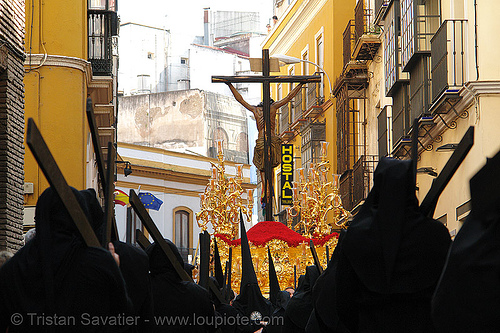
[216,139,224,154]
[199,193,205,203]
[333,174,340,188]
[298,168,305,183]
[321,141,329,158]
[236,164,243,180]
[247,189,253,200]
[211,167,217,179]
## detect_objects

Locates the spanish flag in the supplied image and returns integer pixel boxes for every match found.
[114,189,129,206]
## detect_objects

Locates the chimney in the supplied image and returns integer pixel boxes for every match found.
[204,8,210,46]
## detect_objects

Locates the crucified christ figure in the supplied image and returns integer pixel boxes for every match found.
[225,82,304,194]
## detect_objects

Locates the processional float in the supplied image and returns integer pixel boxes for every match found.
[196,140,350,293]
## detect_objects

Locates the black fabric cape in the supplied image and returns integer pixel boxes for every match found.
[305,231,350,333]
[283,266,320,333]
[147,241,216,333]
[208,277,239,333]
[80,189,154,332]
[264,290,291,333]
[432,151,500,332]
[0,187,131,333]
[231,216,273,333]
[336,158,451,333]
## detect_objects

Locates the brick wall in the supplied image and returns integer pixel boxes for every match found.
[0,0,25,252]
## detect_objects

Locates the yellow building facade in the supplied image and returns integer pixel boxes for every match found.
[23,0,118,224]
[263,0,355,217]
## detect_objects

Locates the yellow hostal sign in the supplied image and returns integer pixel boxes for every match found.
[281,144,293,205]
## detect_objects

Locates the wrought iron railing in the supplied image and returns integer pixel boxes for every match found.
[339,169,353,211]
[306,82,324,109]
[353,155,378,207]
[293,90,303,122]
[355,0,376,41]
[343,20,356,68]
[431,19,467,102]
[88,10,118,76]
[375,0,390,19]
[280,104,290,135]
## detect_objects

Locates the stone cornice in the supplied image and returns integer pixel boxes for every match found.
[265,0,327,55]
[24,54,112,92]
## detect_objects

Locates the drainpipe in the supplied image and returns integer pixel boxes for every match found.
[474,0,479,80]
[204,8,210,46]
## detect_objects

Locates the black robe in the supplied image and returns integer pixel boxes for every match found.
[432,151,500,332]
[283,266,320,333]
[80,188,154,332]
[147,241,216,333]
[336,158,451,333]
[264,290,291,333]
[305,231,350,333]
[0,187,131,333]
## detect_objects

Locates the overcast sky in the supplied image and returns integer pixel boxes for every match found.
[119,0,273,42]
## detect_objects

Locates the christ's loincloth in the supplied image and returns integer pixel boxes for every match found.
[253,136,282,172]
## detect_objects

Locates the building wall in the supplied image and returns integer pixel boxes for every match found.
[118,90,206,150]
[118,23,170,95]
[0,0,25,251]
[23,0,116,224]
[118,89,249,163]
[115,143,254,256]
[262,0,356,215]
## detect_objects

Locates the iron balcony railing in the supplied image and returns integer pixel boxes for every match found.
[375,0,390,20]
[340,169,354,211]
[343,20,356,68]
[88,10,118,76]
[293,90,303,122]
[355,0,377,41]
[353,155,378,207]
[306,82,324,110]
[280,104,290,135]
[431,19,467,102]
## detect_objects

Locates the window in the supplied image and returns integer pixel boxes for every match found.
[377,106,389,158]
[174,208,193,261]
[181,58,188,65]
[400,0,415,69]
[301,122,325,170]
[316,32,324,97]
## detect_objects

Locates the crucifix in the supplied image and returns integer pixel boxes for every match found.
[212,49,321,221]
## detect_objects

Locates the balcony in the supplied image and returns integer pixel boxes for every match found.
[88,9,118,76]
[353,0,382,61]
[290,91,306,131]
[384,0,410,96]
[303,82,324,119]
[339,170,353,211]
[430,20,467,115]
[343,20,356,69]
[400,0,441,71]
[279,104,295,140]
[353,155,378,208]
[374,0,390,23]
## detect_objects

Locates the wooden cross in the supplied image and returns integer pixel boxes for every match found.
[212,49,321,221]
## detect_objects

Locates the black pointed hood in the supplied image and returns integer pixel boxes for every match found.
[232,213,273,332]
[432,150,500,332]
[213,238,224,288]
[268,247,281,307]
[239,212,258,288]
[342,157,450,293]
